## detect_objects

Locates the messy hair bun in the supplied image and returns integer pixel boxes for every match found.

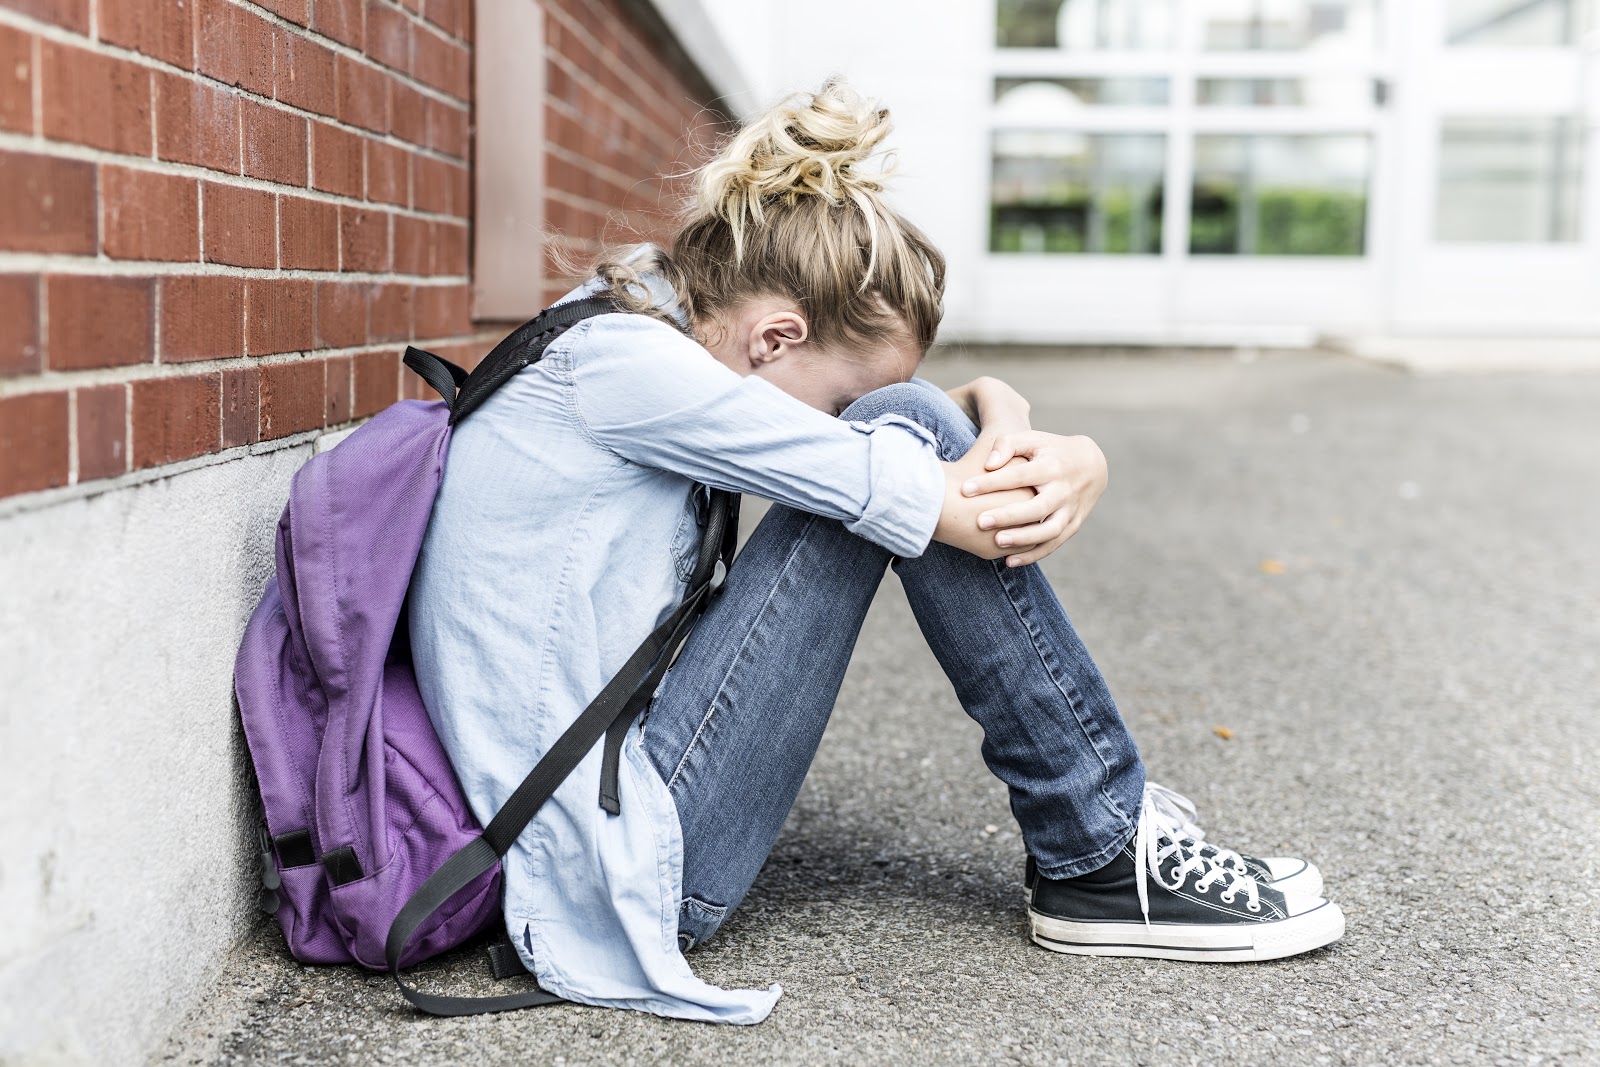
[697,79,895,270]
[598,78,946,357]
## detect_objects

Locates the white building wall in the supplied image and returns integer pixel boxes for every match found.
[764,0,996,342]
[0,443,310,1066]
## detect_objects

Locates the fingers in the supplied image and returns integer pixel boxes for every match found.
[984,438,1015,471]
[976,492,1057,531]
[1001,512,1085,567]
[961,459,1046,496]
[991,513,1069,551]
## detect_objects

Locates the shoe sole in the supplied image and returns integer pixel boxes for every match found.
[1029,898,1344,963]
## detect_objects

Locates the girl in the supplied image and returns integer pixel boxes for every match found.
[409,80,1343,1024]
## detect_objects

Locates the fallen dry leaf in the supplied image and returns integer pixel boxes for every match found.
[1212,726,1234,740]
[1259,560,1286,575]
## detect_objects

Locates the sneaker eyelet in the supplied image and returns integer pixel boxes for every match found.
[1246,900,1261,913]
[1193,882,1210,894]
[1219,892,1236,904]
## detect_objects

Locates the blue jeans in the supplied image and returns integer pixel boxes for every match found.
[640,382,1146,950]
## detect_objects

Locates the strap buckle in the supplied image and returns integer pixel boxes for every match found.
[256,820,281,914]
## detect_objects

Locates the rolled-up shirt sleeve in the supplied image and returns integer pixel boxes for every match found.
[557,314,944,558]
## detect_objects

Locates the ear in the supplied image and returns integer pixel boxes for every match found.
[747,311,809,366]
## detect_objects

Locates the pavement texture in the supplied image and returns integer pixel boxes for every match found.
[159,349,1600,1067]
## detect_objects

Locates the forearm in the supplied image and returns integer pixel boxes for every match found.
[948,377,1031,438]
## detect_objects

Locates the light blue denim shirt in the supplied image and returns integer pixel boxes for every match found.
[408,270,944,1022]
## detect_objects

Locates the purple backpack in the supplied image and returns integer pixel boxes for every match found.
[234,297,737,1015]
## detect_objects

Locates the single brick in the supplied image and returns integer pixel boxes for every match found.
[339,205,390,271]
[414,282,467,339]
[259,358,325,439]
[76,384,128,482]
[364,137,409,206]
[352,348,397,417]
[0,24,33,134]
[156,72,241,173]
[279,195,339,271]
[273,29,335,117]
[411,24,468,101]
[390,80,427,146]
[40,41,153,155]
[245,277,315,355]
[310,119,363,197]
[102,0,194,69]
[203,181,277,268]
[422,0,467,38]
[0,151,96,254]
[46,274,154,370]
[324,354,353,424]
[101,166,200,262]
[426,97,468,159]
[131,372,221,469]
[392,213,430,275]
[198,0,274,96]
[159,275,244,362]
[366,0,411,72]
[0,0,89,33]
[241,99,309,186]
[0,274,41,376]
[255,0,309,25]
[0,391,70,496]
[368,282,412,341]
[335,54,388,134]
[310,0,364,50]
[221,365,260,447]
[315,280,367,348]
[433,220,468,277]
[411,153,456,214]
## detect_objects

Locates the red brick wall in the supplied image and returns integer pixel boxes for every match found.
[537,0,726,308]
[0,0,727,500]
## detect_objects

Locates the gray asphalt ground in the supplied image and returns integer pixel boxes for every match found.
[161,349,1600,1066]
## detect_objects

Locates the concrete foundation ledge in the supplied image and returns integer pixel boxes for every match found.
[0,444,312,1067]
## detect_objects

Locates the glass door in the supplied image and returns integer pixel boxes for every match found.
[1388,0,1600,333]
[986,0,1397,343]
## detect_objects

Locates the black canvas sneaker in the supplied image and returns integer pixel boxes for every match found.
[1027,786,1344,963]
[1022,781,1322,902]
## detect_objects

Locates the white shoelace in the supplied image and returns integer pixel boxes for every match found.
[1134,782,1261,924]
[1144,781,1253,873]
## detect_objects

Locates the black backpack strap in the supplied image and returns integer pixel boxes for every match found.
[449,295,622,425]
[403,347,469,413]
[386,550,730,1015]
[598,486,738,814]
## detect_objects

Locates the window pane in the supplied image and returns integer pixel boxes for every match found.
[1190,135,1370,255]
[1199,0,1379,51]
[1436,117,1585,242]
[992,131,1166,254]
[996,77,1171,109]
[1196,76,1376,108]
[996,0,1177,49]
[1446,0,1595,45]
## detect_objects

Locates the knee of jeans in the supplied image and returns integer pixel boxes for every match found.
[840,380,976,458]
[675,895,728,954]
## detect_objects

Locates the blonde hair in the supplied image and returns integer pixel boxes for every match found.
[597,78,946,355]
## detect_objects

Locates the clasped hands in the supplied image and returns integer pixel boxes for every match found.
[944,377,1107,567]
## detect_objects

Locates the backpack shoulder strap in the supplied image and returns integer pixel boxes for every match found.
[400,294,620,419]
[451,294,621,424]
